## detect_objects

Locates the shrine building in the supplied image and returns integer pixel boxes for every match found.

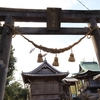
[73,61,100,99]
[22,60,69,100]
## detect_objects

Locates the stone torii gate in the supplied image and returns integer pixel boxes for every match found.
[0,7,100,100]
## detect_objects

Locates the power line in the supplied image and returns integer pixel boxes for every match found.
[77,0,89,10]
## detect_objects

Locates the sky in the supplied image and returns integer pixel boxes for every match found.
[0,0,100,82]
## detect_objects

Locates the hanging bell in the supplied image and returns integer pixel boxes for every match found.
[52,54,59,66]
[37,53,43,63]
[68,52,75,62]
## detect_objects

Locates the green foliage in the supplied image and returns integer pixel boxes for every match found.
[6,46,17,85]
[4,45,29,100]
[70,85,76,94]
[77,80,83,91]
[4,81,29,100]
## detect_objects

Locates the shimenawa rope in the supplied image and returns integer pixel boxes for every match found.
[3,24,98,53]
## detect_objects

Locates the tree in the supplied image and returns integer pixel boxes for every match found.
[4,81,29,100]
[6,46,17,85]
[0,23,29,99]
[4,46,29,100]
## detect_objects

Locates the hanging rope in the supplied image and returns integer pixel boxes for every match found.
[3,24,98,53]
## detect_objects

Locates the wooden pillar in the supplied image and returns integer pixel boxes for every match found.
[75,82,77,97]
[88,18,100,65]
[69,86,72,99]
[0,16,14,100]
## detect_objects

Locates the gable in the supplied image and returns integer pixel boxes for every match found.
[32,60,61,75]
[36,67,56,74]
[22,60,69,83]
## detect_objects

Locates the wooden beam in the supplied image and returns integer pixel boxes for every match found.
[88,18,100,65]
[15,27,91,35]
[0,16,14,100]
[0,7,100,22]
[0,27,93,35]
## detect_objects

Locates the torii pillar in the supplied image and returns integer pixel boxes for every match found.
[88,18,100,65]
[0,16,14,100]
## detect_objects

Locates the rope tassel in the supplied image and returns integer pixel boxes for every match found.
[37,50,43,63]
[68,49,75,62]
[52,54,59,66]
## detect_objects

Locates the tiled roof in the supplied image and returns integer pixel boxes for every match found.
[22,60,69,83]
[63,77,78,82]
[72,61,100,79]
[79,61,100,72]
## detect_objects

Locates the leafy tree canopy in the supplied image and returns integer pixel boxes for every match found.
[6,46,17,85]
[4,46,29,100]
[4,81,29,100]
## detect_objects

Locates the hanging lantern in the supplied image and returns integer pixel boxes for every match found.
[52,54,59,66]
[37,50,43,63]
[68,48,75,62]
